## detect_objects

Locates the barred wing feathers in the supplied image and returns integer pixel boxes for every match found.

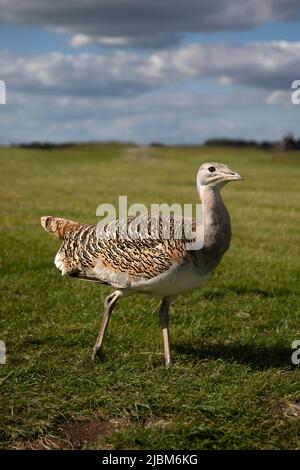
[41,215,200,288]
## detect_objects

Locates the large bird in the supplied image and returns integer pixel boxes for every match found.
[41,162,243,365]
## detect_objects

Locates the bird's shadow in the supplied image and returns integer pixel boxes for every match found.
[174,341,294,370]
[200,286,293,300]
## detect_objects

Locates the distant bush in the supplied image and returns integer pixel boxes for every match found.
[205,135,300,151]
[204,138,273,149]
[150,142,166,147]
[277,133,300,151]
[14,142,75,150]
[12,140,135,150]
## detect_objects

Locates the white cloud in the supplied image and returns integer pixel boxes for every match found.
[1,40,299,144]
[265,90,291,104]
[70,34,130,48]
[69,34,92,48]
[0,83,298,145]
[1,41,299,99]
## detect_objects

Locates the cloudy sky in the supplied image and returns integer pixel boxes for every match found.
[0,0,299,144]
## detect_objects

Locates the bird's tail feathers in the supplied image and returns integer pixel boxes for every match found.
[40,216,79,239]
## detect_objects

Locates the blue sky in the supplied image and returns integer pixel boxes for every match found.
[0,0,300,144]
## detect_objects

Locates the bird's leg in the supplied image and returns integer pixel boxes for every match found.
[91,290,123,362]
[159,297,172,366]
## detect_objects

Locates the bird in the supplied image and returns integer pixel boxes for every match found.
[41,162,243,366]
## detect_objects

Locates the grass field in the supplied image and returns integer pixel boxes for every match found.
[1,143,300,450]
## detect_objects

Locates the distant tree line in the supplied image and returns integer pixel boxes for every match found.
[204,134,300,151]
[9,134,300,151]
[14,142,75,150]
[12,140,134,150]
[277,133,300,151]
[204,138,273,149]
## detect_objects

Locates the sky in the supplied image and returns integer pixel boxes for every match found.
[0,0,300,145]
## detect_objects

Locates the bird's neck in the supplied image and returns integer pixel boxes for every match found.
[198,184,231,258]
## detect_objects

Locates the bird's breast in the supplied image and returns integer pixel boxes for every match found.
[131,262,209,298]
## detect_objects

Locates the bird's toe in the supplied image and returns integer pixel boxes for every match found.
[91,347,107,362]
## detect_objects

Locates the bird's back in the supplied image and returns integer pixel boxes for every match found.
[42,215,203,293]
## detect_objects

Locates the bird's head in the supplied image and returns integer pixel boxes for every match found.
[197,162,243,190]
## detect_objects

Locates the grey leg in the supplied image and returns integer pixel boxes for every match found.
[159,297,172,366]
[91,290,123,361]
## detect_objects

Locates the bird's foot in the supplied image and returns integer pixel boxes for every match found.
[91,347,107,362]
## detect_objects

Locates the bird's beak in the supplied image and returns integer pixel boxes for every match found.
[224,170,244,181]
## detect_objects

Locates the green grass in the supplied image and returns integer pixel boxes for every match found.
[1,143,300,449]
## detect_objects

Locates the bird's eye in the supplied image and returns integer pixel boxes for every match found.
[208,166,216,173]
